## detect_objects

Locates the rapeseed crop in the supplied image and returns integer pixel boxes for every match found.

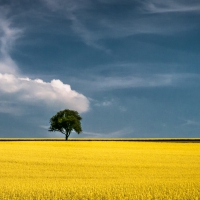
[0,141,199,199]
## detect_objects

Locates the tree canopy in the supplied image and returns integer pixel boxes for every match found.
[49,109,82,140]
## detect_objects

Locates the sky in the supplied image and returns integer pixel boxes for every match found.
[0,0,200,138]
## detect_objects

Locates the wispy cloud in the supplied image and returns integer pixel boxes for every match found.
[72,73,200,91]
[0,11,21,74]
[142,0,200,13]
[180,119,200,126]
[42,0,110,52]
[83,128,132,138]
[69,15,110,53]
[40,0,200,51]
[93,99,114,107]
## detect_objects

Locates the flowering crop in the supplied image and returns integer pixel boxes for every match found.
[0,141,199,199]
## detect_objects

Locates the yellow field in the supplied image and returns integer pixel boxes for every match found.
[0,141,200,200]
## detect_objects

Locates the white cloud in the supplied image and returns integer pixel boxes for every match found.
[0,10,89,114]
[102,101,112,106]
[94,99,113,107]
[0,73,89,113]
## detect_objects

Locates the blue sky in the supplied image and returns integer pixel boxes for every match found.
[0,0,200,138]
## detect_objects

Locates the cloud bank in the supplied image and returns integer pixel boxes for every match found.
[0,74,89,113]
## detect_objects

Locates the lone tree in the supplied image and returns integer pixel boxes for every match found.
[49,109,82,140]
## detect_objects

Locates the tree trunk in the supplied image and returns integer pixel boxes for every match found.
[65,129,71,140]
[65,131,71,140]
[65,134,69,140]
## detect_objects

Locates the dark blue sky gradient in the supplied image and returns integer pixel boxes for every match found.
[0,0,200,138]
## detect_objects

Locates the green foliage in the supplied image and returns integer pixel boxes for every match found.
[49,109,82,140]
